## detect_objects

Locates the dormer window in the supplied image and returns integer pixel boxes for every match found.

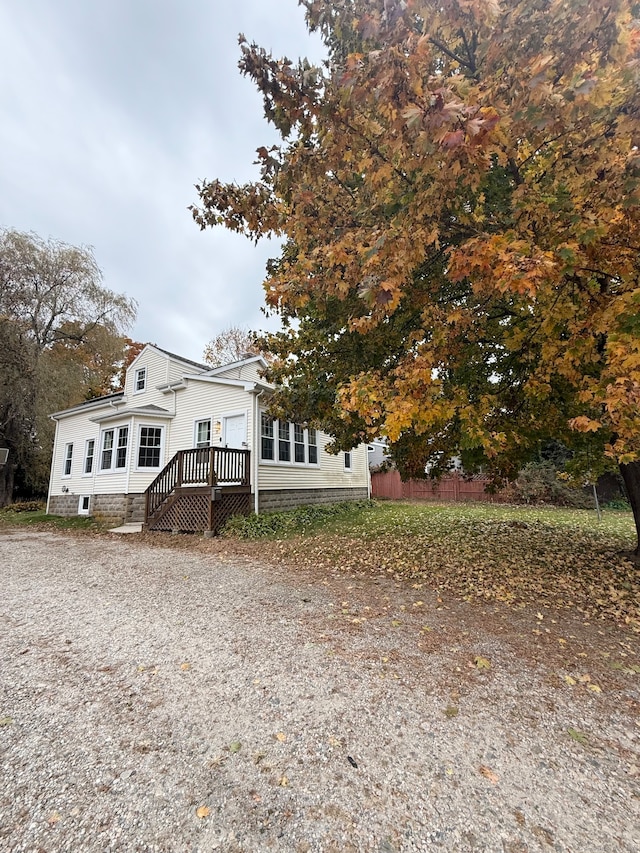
[134,367,146,392]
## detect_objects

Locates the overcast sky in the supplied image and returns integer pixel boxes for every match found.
[0,0,325,362]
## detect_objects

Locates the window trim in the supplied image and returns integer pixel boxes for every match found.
[98,426,129,474]
[344,451,353,471]
[83,439,95,476]
[135,424,164,471]
[62,443,73,477]
[78,495,91,516]
[134,366,147,394]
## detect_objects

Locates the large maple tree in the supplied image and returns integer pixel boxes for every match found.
[192,0,640,549]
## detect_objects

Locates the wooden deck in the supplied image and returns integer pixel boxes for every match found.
[144,447,250,534]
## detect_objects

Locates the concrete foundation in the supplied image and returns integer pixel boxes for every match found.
[50,487,369,525]
[258,487,369,513]
[49,492,146,526]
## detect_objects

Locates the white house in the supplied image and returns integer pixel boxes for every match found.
[47,344,370,532]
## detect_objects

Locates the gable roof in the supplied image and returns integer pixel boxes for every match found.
[151,345,210,372]
[204,354,268,376]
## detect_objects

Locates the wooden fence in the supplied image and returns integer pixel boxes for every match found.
[370,470,508,503]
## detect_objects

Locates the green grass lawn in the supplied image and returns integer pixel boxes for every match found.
[0,506,105,531]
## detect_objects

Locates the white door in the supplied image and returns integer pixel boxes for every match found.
[223,414,246,449]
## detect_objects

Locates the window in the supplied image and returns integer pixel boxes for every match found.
[78,495,90,516]
[278,421,291,462]
[308,429,318,465]
[83,439,95,474]
[138,426,162,468]
[294,425,305,463]
[116,427,129,468]
[260,413,320,466]
[344,451,352,471]
[101,430,114,470]
[100,427,129,471]
[134,367,146,392]
[261,413,274,460]
[195,419,211,448]
[63,443,73,476]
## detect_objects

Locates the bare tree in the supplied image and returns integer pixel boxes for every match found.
[202,325,264,368]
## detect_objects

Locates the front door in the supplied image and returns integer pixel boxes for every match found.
[223,414,246,449]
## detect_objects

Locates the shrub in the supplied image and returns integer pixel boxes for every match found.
[0,500,46,514]
[500,462,593,509]
[222,499,375,539]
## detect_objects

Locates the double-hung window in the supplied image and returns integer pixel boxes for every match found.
[83,439,95,474]
[261,414,275,460]
[308,429,318,465]
[278,421,291,462]
[138,427,162,468]
[134,367,146,392]
[100,427,129,471]
[63,443,73,476]
[294,425,305,463]
[195,419,211,448]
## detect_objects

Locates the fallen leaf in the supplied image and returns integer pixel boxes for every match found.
[564,675,576,686]
[475,656,491,670]
[587,683,602,693]
[195,805,210,819]
[0,717,14,726]
[536,612,544,620]
[479,765,499,784]
[180,662,191,671]
[444,705,459,718]
[229,741,242,753]
[47,812,61,825]
[278,775,289,787]
[275,732,286,742]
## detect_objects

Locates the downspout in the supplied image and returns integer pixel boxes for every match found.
[253,389,264,515]
[124,415,135,497]
[46,416,59,514]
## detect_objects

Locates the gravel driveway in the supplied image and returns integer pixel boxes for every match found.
[1,528,639,852]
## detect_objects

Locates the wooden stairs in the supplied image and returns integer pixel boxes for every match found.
[144,447,251,534]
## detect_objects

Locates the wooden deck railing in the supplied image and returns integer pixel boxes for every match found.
[145,447,250,520]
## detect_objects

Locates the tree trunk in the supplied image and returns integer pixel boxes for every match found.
[0,462,16,507]
[619,461,640,556]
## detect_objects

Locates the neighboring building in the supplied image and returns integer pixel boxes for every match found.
[47,344,369,532]
[368,438,391,470]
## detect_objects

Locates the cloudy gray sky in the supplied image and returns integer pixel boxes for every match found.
[0,0,324,362]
